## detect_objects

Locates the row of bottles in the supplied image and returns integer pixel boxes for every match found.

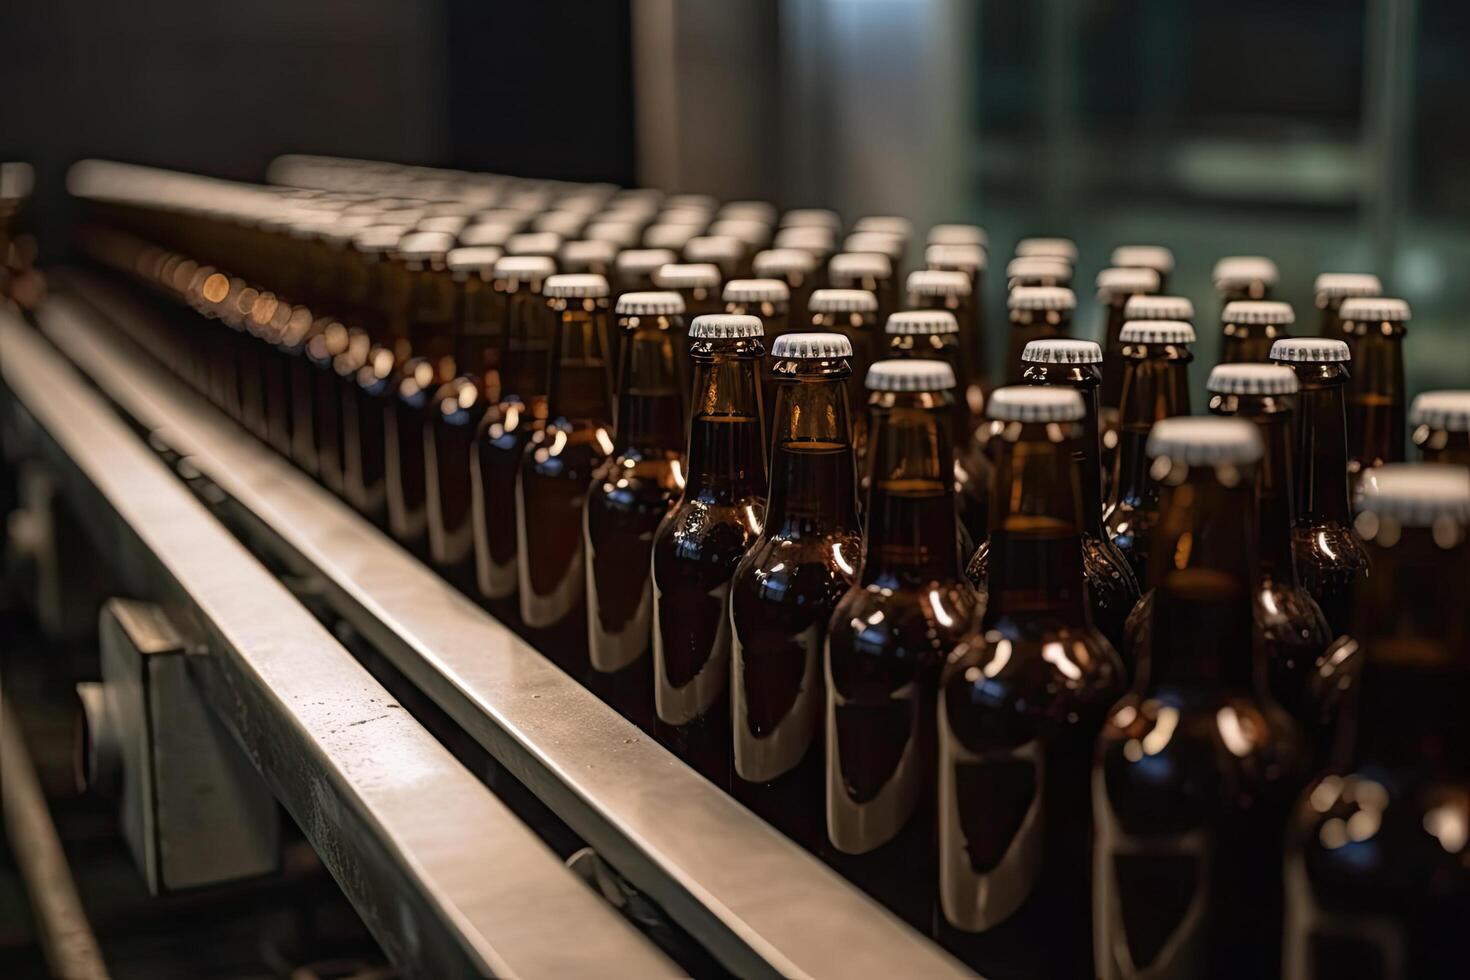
[67,158,1470,978]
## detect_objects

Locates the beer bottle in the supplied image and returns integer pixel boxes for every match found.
[808,288,882,469]
[1004,286,1075,385]
[774,226,837,269]
[1269,337,1371,639]
[853,214,913,242]
[1014,236,1078,265]
[505,231,563,258]
[1212,255,1277,308]
[907,271,977,406]
[470,255,556,606]
[981,338,1142,653]
[614,248,678,295]
[643,221,702,254]
[779,208,842,236]
[383,231,457,555]
[585,291,688,731]
[684,235,745,282]
[729,332,862,850]
[829,252,896,329]
[1095,417,1304,980]
[558,239,617,277]
[723,278,791,433]
[1206,364,1333,721]
[939,386,1125,976]
[1110,244,1174,293]
[925,245,990,417]
[886,310,989,550]
[1221,299,1295,364]
[1284,464,1470,980]
[652,314,768,787]
[652,262,723,318]
[1312,272,1380,345]
[927,223,988,249]
[1103,319,1195,589]
[1411,391,1470,465]
[1103,294,1196,491]
[1339,297,1411,479]
[516,274,614,658]
[824,359,980,930]
[1004,256,1072,291]
[842,232,905,281]
[753,247,818,327]
[1095,268,1162,416]
[707,217,770,276]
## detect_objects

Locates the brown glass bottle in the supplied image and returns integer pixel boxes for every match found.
[1270,337,1371,639]
[1014,236,1077,265]
[939,386,1125,978]
[652,262,723,319]
[516,274,615,664]
[774,226,836,277]
[829,252,896,332]
[1095,417,1304,980]
[684,236,745,283]
[925,244,989,413]
[975,339,1142,654]
[1004,287,1075,385]
[754,247,819,331]
[1212,255,1277,310]
[1313,273,1380,346]
[614,247,677,297]
[843,231,906,288]
[470,255,555,606]
[1094,268,1161,413]
[808,289,882,471]
[1340,297,1411,480]
[729,332,861,851]
[1004,256,1071,292]
[885,310,987,552]
[1102,295,1195,499]
[907,270,978,414]
[927,223,987,250]
[1103,319,1195,591]
[724,278,791,433]
[824,359,980,932]
[1221,299,1295,364]
[584,291,688,731]
[652,315,768,788]
[1284,465,1470,980]
[1411,391,1470,465]
[1110,244,1174,293]
[382,231,457,554]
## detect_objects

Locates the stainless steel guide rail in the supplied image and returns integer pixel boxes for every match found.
[0,309,681,979]
[41,271,974,979]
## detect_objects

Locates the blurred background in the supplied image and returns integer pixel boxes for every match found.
[5,0,1467,391]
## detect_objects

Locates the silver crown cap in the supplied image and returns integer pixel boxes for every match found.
[1124,294,1194,320]
[653,263,721,289]
[1111,244,1175,273]
[830,252,892,278]
[1022,339,1102,364]
[753,248,817,275]
[1015,237,1078,263]
[723,278,790,302]
[615,290,685,315]
[987,386,1085,422]
[1411,391,1470,431]
[925,243,987,273]
[1207,364,1299,395]
[809,288,878,313]
[1008,286,1077,311]
[772,332,853,359]
[1120,319,1196,344]
[1339,297,1411,322]
[1356,463,1470,525]
[544,273,609,298]
[928,224,988,248]
[887,310,959,335]
[1147,417,1263,465]
[1270,337,1351,363]
[689,314,764,339]
[907,270,972,297]
[493,255,556,279]
[865,358,956,391]
[1314,272,1382,298]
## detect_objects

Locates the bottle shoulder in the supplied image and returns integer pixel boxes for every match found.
[652,493,765,568]
[827,579,979,688]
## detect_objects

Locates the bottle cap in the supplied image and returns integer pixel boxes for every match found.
[907,270,972,297]
[353,226,405,253]
[1147,417,1263,465]
[886,310,959,335]
[446,246,504,275]
[708,217,770,248]
[689,313,764,339]
[584,221,643,247]
[1222,300,1296,325]
[1124,294,1195,320]
[722,278,790,303]
[395,231,456,261]
[643,223,701,250]
[1110,244,1175,274]
[1410,391,1470,431]
[1339,297,1412,322]
[1008,286,1077,311]
[1022,338,1102,364]
[780,208,842,232]
[418,215,469,236]
[458,222,516,247]
[928,224,988,248]
[685,235,745,262]
[1314,272,1382,299]
[559,239,616,268]
[1096,267,1161,298]
[653,263,722,289]
[771,332,853,359]
[753,248,817,276]
[1207,363,1299,395]
[1213,255,1279,288]
[544,273,610,299]
[1270,337,1351,363]
[866,358,956,392]
[615,291,685,315]
[1015,237,1078,263]
[830,252,892,280]
[533,211,585,237]
[853,215,912,239]
[925,243,988,273]
[720,200,778,224]
[809,288,878,313]
[1119,319,1195,344]
[987,386,1086,422]
[843,231,905,261]
[615,248,678,275]
[1006,256,1072,282]
[505,231,563,256]
[1356,464,1470,526]
[774,226,837,252]
[493,255,556,280]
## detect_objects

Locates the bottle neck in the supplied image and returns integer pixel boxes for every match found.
[498,278,552,401]
[1291,365,1353,525]
[1210,394,1299,580]
[766,367,861,535]
[889,333,970,433]
[1110,347,1192,506]
[1146,466,1261,691]
[1022,363,1105,534]
[547,303,614,424]
[613,317,686,457]
[1099,298,1129,410]
[1347,322,1407,467]
[861,394,964,586]
[454,278,502,384]
[683,345,768,501]
[984,421,1091,624]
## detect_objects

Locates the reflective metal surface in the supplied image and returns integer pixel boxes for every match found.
[0,308,680,979]
[41,271,973,979]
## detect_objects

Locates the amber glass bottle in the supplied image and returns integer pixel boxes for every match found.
[808,288,882,470]
[829,252,896,332]
[1411,391,1470,465]
[1004,256,1071,291]
[652,262,723,319]
[1094,268,1161,412]
[1212,255,1277,308]
[1339,297,1411,480]
[752,248,818,329]
[1102,294,1195,493]
[1313,273,1380,345]
[1110,244,1174,293]
[723,278,791,432]
[1221,299,1296,364]
[1004,286,1075,385]
[925,244,989,412]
